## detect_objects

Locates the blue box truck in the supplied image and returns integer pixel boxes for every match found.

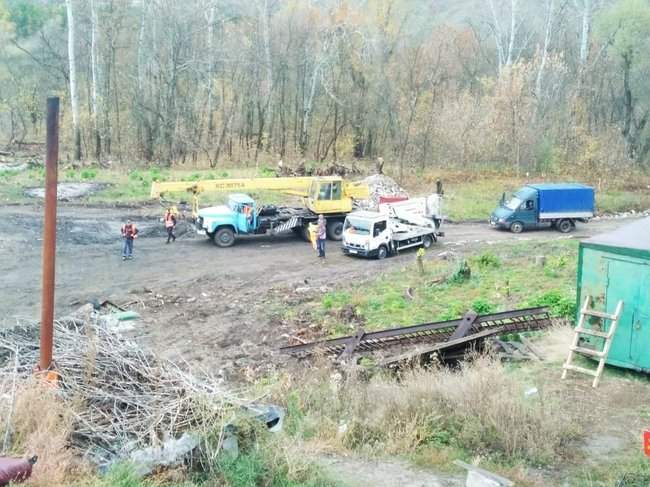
[490,183,595,233]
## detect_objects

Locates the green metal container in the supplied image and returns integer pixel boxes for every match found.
[577,217,650,372]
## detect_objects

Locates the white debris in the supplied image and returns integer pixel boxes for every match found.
[129,433,200,477]
[25,182,107,200]
[359,174,409,208]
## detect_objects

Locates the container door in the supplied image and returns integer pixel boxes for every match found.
[605,259,642,366]
[630,272,650,369]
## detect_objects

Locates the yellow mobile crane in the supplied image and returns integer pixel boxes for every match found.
[150,176,369,247]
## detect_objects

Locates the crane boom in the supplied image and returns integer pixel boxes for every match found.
[150,177,316,199]
[151,175,370,219]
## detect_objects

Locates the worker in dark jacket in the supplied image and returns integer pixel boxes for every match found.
[164,208,177,244]
[121,219,138,260]
[316,214,327,259]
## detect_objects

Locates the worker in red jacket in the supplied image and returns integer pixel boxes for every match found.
[164,208,177,244]
[121,219,138,260]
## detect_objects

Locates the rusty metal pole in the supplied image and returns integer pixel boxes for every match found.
[39,97,59,371]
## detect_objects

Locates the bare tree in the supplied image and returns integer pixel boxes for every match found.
[65,0,81,160]
[487,0,523,71]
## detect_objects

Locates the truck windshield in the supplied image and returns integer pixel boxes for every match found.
[344,217,371,235]
[505,197,522,211]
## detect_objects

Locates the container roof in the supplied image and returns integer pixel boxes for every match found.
[527,183,592,191]
[583,217,650,252]
[229,193,255,204]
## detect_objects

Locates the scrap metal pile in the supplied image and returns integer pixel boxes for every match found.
[280,307,552,367]
[0,316,248,467]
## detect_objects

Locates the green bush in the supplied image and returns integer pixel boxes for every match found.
[471,298,495,314]
[65,169,77,179]
[128,170,145,182]
[148,167,163,182]
[543,255,569,278]
[529,290,576,318]
[436,301,466,321]
[218,452,267,487]
[185,172,203,182]
[80,168,97,180]
[476,251,500,269]
[449,260,471,284]
[216,444,337,487]
[93,463,145,487]
[322,291,351,310]
[258,165,276,177]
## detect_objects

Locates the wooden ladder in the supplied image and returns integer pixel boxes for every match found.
[562,295,624,388]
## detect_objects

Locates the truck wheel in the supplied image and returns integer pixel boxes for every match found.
[422,235,434,249]
[510,221,524,234]
[326,220,344,241]
[293,226,310,242]
[213,228,235,247]
[557,219,573,233]
[377,245,388,260]
[299,225,311,242]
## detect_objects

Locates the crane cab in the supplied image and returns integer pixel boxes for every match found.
[306,177,369,215]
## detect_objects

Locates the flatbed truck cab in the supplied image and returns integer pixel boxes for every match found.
[197,193,260,247]
[490,183,594,234]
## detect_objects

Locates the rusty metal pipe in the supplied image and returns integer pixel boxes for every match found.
[39,97,59,371]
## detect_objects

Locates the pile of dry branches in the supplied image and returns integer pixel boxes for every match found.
[0,318,248,466]
[276,160,361,177]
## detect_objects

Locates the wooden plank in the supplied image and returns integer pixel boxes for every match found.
[583,309,617,320]
[520,336,544,361]
[571,345,605,358]
[562,363,598,377]
[575,327,609,338]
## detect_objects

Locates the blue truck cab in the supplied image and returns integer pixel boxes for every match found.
[490,183,594,233]
[196,193,257,247]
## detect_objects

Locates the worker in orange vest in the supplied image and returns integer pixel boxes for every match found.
[121,219,138,260]
[164,208,177,243]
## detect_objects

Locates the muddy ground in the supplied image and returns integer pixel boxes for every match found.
[0,202,637,380]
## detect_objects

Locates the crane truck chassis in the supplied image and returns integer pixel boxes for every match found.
[151,176,370,248]
[195,193,352,247]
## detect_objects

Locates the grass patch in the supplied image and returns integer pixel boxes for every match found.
[2,163,650,219]
[0,164,300,206]
[572,453,650,486]
[402,170,650,221]
[316,240,578,336]
[278,355,583,467]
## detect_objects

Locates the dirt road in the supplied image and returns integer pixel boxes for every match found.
[0,203,635,378]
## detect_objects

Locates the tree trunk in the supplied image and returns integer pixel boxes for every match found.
[579,0,591,66]
[90,0,101,160]
[206,5,216,139]
[65,0,81,161]
[260,0,273,151]
[300,61,320,155]
[506,0,517,66]
[535,0,555,104]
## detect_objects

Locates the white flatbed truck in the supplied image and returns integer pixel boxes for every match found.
[342,195,445,259]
